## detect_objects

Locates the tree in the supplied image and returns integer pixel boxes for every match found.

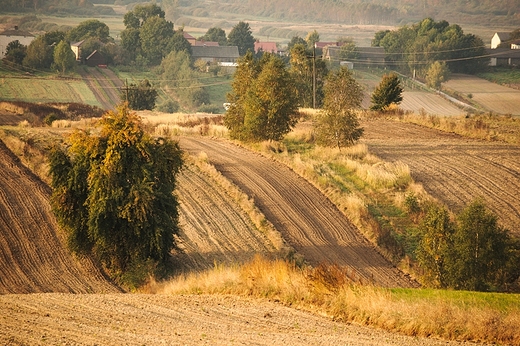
[199,27,227,46]
[305,30,320,50]
[289,43,327,108]
[49,103,183,273]
[123,3,165,29]
[23,36,54,69]
[139,16,175,65]
[2,40,27,65]
[370,73,403,111]
[449,200,512,291]
[287,36,306,51]
[227,21,255,56]
[314,67,364,149]
[416,205,454,288]
[168,29,192,56]
[225,53,298,141]
[53,40,76,74]
[426,61,450,89]
[121,79,158,110]
[66,19,110,43]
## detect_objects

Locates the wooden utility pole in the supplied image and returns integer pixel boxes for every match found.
[313,44,316,109]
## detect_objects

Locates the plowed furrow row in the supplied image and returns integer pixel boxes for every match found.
[179,137,417,288]
[0,140,119,293]
[172,164,277,272]
[362,120,520,235]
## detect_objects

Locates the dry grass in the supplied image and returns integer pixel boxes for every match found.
[400,112,520,145]
[148,256,520,345]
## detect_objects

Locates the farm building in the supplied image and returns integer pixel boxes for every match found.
[70,40,85,61]
[254,41,279,55]
[191,45,239,64]
[487,48,520,67]
[85,50,106,67]
[323,46,386,68]
[183,32,196,45]
[491,32,510,49]
[0,26,34,59]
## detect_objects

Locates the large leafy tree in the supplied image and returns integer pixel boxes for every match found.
[199,27,227,46]
[140,16,175,65]
[49,103,183,273]
[2,40,27,65]
[66,19,110,43]
[168,29,192,56]
[53,40,76,74]
[314,67,364,149]
[370,73,403,111]
[227,21,255,56]
[225,53,298,141]
[23,36,54,69]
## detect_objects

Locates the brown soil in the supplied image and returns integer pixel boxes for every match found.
[0,293,493,346]
[444,74,520,115]
[179,137,417,288]
[361,119,520,235]
[0,140,120,294]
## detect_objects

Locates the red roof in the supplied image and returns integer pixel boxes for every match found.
[254,42,278,53]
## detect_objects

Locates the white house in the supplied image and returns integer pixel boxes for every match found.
[70,40,85,61]
[0,26,34,59]
[491,32,510,49]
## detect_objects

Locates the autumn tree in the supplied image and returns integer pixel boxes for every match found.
[53,40,76,74]
[49,103,183,274]
[425,61,450,89]
[225,52,298,141]
[314,67,364,149]
[227,21,255,56]
[370,72,403,111]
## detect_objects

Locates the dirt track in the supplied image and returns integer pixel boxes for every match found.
[77,67,123,110]
[179,137,417,288]
[361,119,520,235]
[0,140,120,294]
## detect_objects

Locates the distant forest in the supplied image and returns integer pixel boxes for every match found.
[3,0,519,26]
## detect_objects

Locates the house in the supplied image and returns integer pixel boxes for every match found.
[85,50,106,67]
[314,41,338,50]
[191,45,239,64]
[511,39,520,49]
[254,41,278,54]
[491,32,510,49]
[0,26,34,59]
[323,46,386,68]
[70,40,85,61]
[487,48,520,67]
[183,32,196,45]
[194,40,219,47]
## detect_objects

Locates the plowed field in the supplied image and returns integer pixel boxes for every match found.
[179,137,417,288]
[362,119,520,235]
[444,74,520,115]
[0,140,120,294]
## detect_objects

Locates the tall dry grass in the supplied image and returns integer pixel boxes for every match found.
[148,256,520,345]
[400,112,520,145]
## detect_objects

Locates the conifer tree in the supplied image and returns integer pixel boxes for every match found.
[370,72,403,111]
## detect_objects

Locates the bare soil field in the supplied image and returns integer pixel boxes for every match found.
[361,119,520,235]
[179,137,417,288]
[1,293,490,346]
[444,74,520,115]
[400,91,465,116]
[0,140,120,294]
[171,163,283,273]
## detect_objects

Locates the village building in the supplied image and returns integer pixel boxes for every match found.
[0,26,34,59]
[183,32,196,45]
[254,41,278,54]
[489,32,520,66]
[191,45,239,64]
[70,40,85,61]
[85,50,106,67]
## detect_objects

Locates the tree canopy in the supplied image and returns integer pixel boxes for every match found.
[227,21,255,56]
[120,79,158,111]
[289,43,327,108]
[370,73,403,111]
[225,52,298,141]
[373,18,487,76]
[49,103,183,274]
[53,40,76,74]
[199,27,227,46]
[66,19,111,43]
[314,67,364,149]
[2,40,27,66]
